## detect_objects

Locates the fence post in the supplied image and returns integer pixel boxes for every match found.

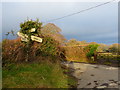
[94,52,97,62]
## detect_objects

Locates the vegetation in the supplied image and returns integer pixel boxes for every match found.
[2,18,120,88]
[20,19,42,35]
[64,39,99,62]
[2,19,76,88]
[109,43,120,54]
[86,44,99,58]
[97,43,110,52]
[41,23,66,44]
[97,43,120,54]
[2,20,65,65]
[64,39,120,65]
[65,39,87,46]
[64,46,88,62]
[0,42,1,57]
[3,61,76,88]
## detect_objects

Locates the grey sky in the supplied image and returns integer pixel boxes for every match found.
[2,2,118,44]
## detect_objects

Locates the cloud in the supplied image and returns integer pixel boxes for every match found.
[2,2,118,44]
[1,0,119,2]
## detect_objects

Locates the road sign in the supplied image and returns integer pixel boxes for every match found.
[17,32,42,43]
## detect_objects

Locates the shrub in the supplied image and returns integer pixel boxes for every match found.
[2,19,65,65]
[20,19,42,35]
[108,43,120,54]
[39,37,61,56]
[19,19,64,59]
[64,46,88,62]
[2,38,25,65]
[86,44,99,58]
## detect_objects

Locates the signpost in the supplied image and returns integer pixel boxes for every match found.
[31,36,42,43]
[17,32,42,43]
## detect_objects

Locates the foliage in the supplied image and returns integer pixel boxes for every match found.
[2,36,75,87]
[97,43,120,54]
[20,19,42,35]
[89,42,97,45]
[64,39,89,62]
[65,39,79,46]
[108,43,120,54]
[2,38,64,65]
[19,19,42,44]
[41,23,66,44]
[64,46,88,62]
[97,43,109,52]
[86,44,99,58]
[2,38,26,65]
[65,39,88,47]
[0,42,1,62]
[0,42,1,52]
[2,19,77,88]
[78,40,87,45]
[39,37,61,56]
[2,19,65,64]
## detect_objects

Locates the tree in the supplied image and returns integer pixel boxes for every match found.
[97,43,110,52]
[65,38,80,46]
[109,43,120,54]
[41,23,66,44]
[78,40,87,45]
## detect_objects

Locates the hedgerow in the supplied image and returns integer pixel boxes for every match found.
[2,19,65,65]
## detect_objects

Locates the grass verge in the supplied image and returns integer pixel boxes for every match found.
[3,62,77,88]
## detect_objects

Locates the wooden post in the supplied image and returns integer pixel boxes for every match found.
[94,52,97,62]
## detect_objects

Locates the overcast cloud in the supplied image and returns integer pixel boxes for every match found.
[2,2,118,44]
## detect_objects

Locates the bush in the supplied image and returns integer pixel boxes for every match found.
[2,38,26,65]
[108,43,120,54]
[20,19,42,35]
[39,37,61,56]
[86,44,99,58]
[2,19,65,65]
[64,46,88,62]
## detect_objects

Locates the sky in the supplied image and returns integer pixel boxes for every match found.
[1,1,118,45]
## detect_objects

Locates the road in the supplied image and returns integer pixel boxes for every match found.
[61,61,120,89]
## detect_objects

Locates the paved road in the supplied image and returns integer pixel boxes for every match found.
[62,62,120,89]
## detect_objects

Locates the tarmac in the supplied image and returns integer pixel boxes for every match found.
[62,61,120,89]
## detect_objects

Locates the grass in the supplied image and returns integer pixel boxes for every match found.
[66,58,88,63]
[3,62,77,88]
[104,62,112,65]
